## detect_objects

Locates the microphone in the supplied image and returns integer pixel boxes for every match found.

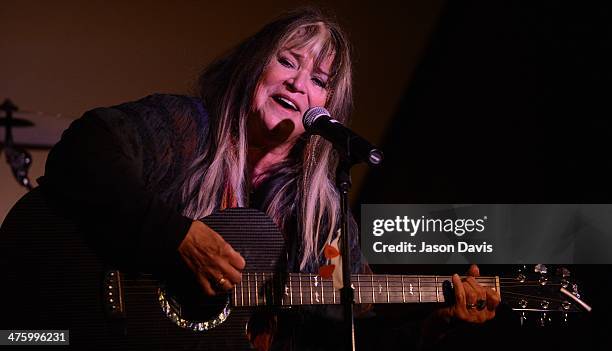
[303,107,383,166]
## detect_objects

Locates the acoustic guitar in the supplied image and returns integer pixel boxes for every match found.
[0,188,585,349]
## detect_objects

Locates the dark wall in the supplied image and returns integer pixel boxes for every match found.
[357,2,611,349]
[358,1,612,204]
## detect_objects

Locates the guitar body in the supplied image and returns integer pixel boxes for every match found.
[0,187,286,350]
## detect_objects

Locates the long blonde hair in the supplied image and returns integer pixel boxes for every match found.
[181,8,353,270]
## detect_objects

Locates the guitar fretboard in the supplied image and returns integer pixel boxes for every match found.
[231,273,499,307]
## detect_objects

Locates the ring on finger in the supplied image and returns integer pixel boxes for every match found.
[216,275,227,288]
[466,303,477,309]
[476,298,486,311]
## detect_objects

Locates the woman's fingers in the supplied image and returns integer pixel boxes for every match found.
[225,242,246,270]
[467,265,500,312]
[197,274,217,296]
[468,264,480,277]
[451,274,469,320]
[451,266,500,323]
[485,285,501,311]
[215,260,243,285]
[465,276,486,302]
[179,221,245,296]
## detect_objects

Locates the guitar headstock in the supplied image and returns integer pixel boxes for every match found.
[500,264,590,327]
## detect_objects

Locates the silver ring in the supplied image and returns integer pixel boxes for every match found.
[466,303,477,309]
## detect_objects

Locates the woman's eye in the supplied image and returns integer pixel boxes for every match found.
[312,77,327,88]
[278,57,294,68]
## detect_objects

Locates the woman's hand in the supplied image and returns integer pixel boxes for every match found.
[442,264,501,323]
[178,220,246,296]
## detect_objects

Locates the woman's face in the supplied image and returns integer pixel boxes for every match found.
[249,44,333,148]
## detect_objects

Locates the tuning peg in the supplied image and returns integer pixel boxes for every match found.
[571,284,580,299]
[518,299,528,308]
[534,264,547,274]
[538,312,551,327]
[556,267,570,277]
[562,300,572,310]
[516,265,527,282]
[561,278,570,289]
[556,267,571,288]
[533,264,548,285]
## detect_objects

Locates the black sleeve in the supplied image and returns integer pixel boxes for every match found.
[39,107,192,272]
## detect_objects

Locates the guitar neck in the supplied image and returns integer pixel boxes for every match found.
[231,273,500,307]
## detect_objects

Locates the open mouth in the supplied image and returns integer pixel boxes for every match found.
[272,95,299,112]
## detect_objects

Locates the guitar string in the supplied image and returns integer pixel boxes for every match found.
[122,286,566,306]
[119,276,500,282]
[120,281,559,290]
[123,290,573,309]
[116,270,577,309]
[120,279,553,288]
[119,277,560,284]
[119,282,543,290]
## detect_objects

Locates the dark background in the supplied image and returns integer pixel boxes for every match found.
[356,2,611,350]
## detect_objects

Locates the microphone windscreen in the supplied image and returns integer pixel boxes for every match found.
[302,107,330,130]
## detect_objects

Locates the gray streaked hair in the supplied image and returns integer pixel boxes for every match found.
[181,7,353,270]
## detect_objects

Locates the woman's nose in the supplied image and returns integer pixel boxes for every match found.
[286,70,308,94]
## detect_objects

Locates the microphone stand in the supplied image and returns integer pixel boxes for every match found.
[334,130,383,351]
[336,158,355,351]
[304,106,383,351]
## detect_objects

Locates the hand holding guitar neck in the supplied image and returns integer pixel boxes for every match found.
[440,264,501,323]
